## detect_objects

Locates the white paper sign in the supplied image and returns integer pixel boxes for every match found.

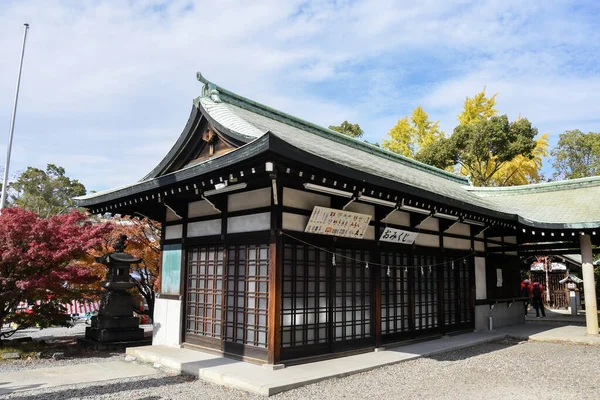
[379,227,419,244]
[496,268,503,287]
[305,206,371,239]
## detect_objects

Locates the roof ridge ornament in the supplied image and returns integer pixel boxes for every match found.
[197,71,221,103]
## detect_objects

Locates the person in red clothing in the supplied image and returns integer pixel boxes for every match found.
[530,280,546,318]
[521,279,531,316]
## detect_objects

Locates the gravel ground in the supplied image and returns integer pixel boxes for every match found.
[5,320,153,341]
[1,340,599,399]
[0,320,152,373]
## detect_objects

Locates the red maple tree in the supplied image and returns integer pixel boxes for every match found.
[0,208,112,343]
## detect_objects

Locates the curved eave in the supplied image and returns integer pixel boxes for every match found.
[76,133,270,208]
[143,106,203,180]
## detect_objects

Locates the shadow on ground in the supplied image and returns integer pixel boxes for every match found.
[424,339,525,362]
[5,374,192,400]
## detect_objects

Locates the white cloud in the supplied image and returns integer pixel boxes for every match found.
[0,0,598,190]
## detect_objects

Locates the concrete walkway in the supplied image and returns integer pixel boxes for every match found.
[500,322,600,345]
[127,322,600,396]
[0,361,159,395]
[126,331,506,396]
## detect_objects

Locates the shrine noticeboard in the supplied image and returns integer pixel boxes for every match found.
[304,206,371,239]
[161,244,182,295]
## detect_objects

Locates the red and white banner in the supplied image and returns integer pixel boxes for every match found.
[16,300,100,315]
[64,300,100,315]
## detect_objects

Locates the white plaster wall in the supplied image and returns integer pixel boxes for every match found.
[446,222,470,236]
[227,212,271,233]
[344,202,375,218]
[282,212,309,232]
[364,225,375,240]
[283,187,330,210]
[188,200,220,218]
[475,256,487,300]
[418,217,439,231]
[187,219,221,237]
[228,187,271,212]
[474,241,485,252]
[443,237,471,250]
[382,210,410,226]
[153,298,182,347]
[165,207,181,222]
[165,224,183,240]
[415,233,439,247]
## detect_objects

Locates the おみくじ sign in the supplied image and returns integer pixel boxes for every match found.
[379,227,418,244]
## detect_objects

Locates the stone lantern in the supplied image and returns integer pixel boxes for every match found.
[83,234,147,349]
[559,274,584,316]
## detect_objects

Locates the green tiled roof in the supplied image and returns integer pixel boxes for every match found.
[76,73,600,230]
[465,177,600,228]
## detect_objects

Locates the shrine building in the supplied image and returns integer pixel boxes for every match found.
[76,73,599,366]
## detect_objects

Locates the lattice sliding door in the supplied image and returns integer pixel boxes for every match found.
[186,246,225,338]
[412,254,439,331]
[225,244,269,348]
[281,244,329,349]
[381,252,410,336]
[332,249,371,343]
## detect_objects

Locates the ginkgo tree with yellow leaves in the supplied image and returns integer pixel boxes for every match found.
[382,106,444,158]
[409,89,548,186]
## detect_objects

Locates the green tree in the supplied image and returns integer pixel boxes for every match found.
[417,115,538,186]
[458,87,498,125]
[8,164,86,217]
[551,130,600,180]
[382,106,444,158]
[329,121,364,138]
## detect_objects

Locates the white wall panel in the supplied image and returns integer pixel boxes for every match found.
[415,233,439,247]
[446,222,470,236]
[283,187,330,210]
[474,240,485,252]
[344,202,375,218]
[165,224,183,240]
[418,217,439,231]
[504,236,517,244]
[475,257,486,300]
[152,298,182,347]
[443,237,471,250]
[166,207,181,222]
[187,219,221,237]
[382,210,410,226]
[188,200,220,218]
[228,212,271,233]
[282,212,309,232]
[228,187,271,212]
[364,225,375,240]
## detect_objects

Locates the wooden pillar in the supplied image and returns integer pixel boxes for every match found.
[373,260,382,348]
[267,171,283,364]
[579,234,599,335]
[373,208,383,348]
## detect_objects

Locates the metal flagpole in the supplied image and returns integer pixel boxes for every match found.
[0,23,30,211]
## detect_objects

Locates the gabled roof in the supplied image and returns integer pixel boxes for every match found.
[76,73,600,231]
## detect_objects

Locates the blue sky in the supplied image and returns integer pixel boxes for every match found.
[1,0,599,192]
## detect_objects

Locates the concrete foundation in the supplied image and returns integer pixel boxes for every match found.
[475,303,524,331]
